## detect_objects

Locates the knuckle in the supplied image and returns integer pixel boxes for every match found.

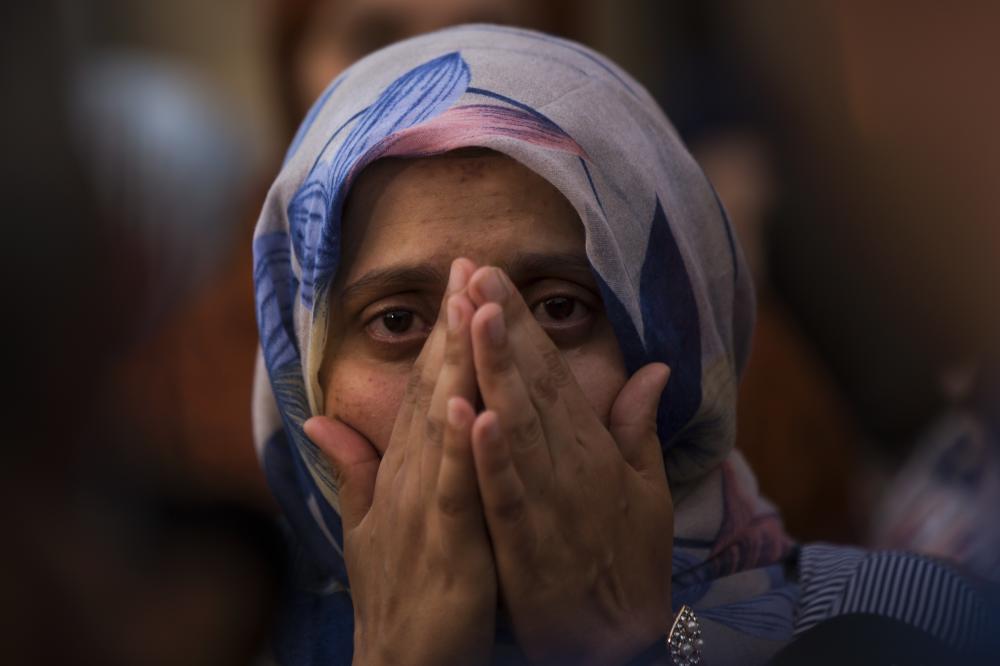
[405,368,423,397]
[491,493,526,524]
[443,338,466,366]
[437,491,468,518]
[530,374,558,406]
[414,378,435,411]
[486,347,516,376]
[442,430,467,461]
[481,445,513,477]
[424,416,445,445]
[557,446,593,482]
[327,460,347,489]
[509,415,544,452]
[542,349,572,387]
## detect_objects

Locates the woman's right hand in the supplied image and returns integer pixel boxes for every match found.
[464,266,674,666]
[304,259,496,666]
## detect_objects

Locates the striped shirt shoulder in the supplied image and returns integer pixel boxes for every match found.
[794,543,990,650]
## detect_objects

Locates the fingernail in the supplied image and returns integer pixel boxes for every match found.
[302,417,318,441]
[486,309,506,346]
[303,417,329,450]
[479,268,507,302]
[448,260,466,293]
[447,297,462,332]
[447,397,465,427]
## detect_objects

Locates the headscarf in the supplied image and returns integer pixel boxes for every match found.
[252,25,989,664]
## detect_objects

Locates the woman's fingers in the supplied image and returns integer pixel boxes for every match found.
[383,342,438,479]
[436,397,483,545]
[385,258,476,483]
[303,415,380,532]
[420,287,477,496]
[609,363,671,482]
[471,410,531,549]
[468,266,590,452]
[470,302,553,490]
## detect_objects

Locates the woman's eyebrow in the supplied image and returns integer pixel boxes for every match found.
[340,252,594,303]
[503,251,595,285]
[340,264,445,303]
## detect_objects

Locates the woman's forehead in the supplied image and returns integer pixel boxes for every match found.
[337,151,586,284]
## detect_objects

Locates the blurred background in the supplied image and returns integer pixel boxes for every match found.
[4,0,998,662]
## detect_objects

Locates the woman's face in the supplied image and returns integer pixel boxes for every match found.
[320,151,626,454]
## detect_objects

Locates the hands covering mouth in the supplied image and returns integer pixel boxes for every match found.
[306,258,674,666]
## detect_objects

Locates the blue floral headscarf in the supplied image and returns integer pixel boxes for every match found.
[252,25,989,665]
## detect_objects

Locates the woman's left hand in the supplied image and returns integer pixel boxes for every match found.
[305,260,497,666]
[465,266,675,666]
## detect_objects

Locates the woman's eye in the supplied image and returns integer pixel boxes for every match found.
[381,310,413,333]
[542,296,575,320]
[365,308,430,342]
[532,296,589,326]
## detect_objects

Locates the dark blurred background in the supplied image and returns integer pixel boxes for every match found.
[4,1,998,662]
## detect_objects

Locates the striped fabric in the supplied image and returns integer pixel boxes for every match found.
[796,544,991,651]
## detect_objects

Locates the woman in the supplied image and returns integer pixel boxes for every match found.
[252,25,990,664]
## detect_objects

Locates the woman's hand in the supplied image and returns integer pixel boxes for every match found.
[466,266,674,666]
[304,259,496,666]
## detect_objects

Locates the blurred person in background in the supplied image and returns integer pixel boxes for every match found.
[871,363,1000,583]
[655,1,863,544]
[718,1,1000,586]
[644,1,1000,568]
[2,3,283,664]
[272,0,577,137]
[73,52,251,333]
